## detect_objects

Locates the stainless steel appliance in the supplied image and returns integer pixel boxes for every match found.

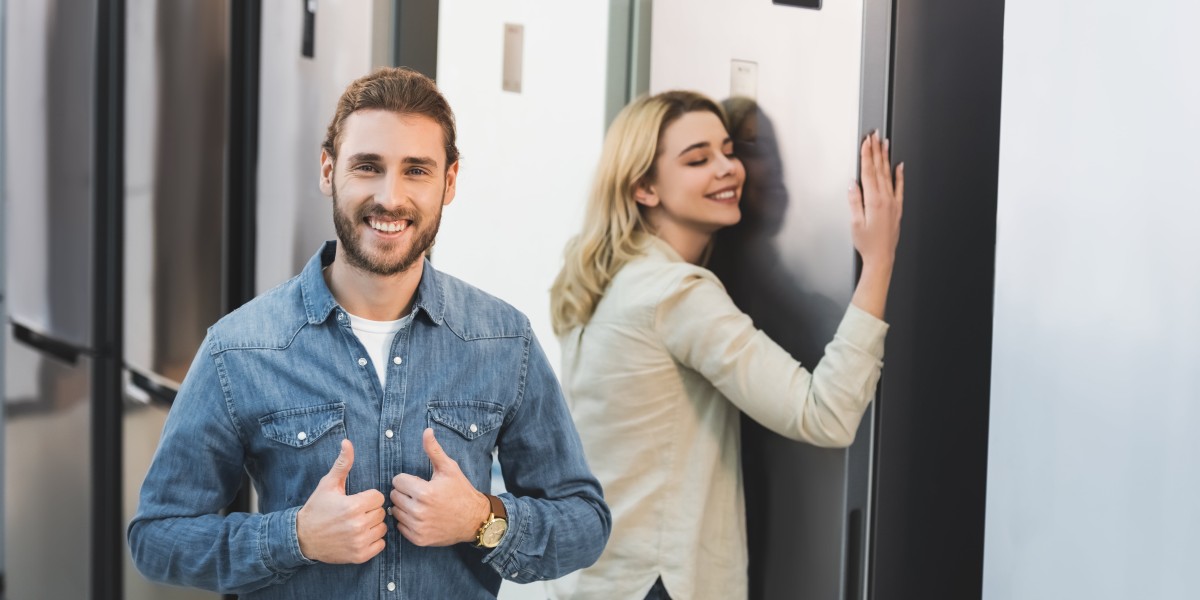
[650,1,1002,598]
[120,1,228,598]
[650,2,889,597]
[6,0,425,597]
[4,2,99,597]
[255,0,408,294]
[4,0,233,597]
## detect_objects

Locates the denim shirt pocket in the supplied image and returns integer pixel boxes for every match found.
[258,402,347,448]
[426,400,505,485]
[255,402,347,510]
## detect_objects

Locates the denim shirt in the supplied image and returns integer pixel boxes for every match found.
[129,242,611,598]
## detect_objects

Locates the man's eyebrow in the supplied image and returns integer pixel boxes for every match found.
[346,152,383,164]
[402,156,439,168]
[344,153,440,169]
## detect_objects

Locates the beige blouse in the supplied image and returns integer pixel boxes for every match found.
[549,237,888,600]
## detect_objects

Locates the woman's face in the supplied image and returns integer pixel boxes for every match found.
[640,110,745,235]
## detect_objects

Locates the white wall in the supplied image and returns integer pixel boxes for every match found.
[984,3,1200,599]
[435,5,613,599]
[434,0,611,368]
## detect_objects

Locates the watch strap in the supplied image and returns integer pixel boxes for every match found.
[475,494,508,548]
[486,494,507,521]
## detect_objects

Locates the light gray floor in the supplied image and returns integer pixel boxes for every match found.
[499,580,548,600]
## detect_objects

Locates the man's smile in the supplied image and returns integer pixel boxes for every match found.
[366,215,411,234]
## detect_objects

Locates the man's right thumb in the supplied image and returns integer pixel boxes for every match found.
[326,438,354,486]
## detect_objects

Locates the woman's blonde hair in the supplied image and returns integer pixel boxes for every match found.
[550,90,727,336]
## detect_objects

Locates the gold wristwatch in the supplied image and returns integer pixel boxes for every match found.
[475,494,508,549]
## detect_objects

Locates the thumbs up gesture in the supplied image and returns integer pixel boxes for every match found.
[296,439,388,563]
[390,428,491,547]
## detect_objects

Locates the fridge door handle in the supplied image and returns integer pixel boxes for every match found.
[128,369,179,406]
[301,0,316,58]
[11,321,85,365]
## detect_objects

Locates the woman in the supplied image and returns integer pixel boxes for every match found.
[548,90,903,600]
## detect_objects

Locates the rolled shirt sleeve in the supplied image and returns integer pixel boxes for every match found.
[656,271,889,447]
[128,335,315,595]
[484,329,612,582]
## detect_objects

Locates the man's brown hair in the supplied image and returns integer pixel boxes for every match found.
[322,66,459,167]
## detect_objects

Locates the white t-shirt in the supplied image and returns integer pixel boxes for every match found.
[347,312,413,389]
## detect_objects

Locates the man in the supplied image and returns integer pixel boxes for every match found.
[129,67,611,599]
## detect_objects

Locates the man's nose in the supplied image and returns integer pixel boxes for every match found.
[377,174,407,207]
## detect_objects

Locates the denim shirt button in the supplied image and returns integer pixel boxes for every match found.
[393,356,402,365]
[385,429,394,439]
[336,312,344,321]
[357,357,368,367]
[469,424,478,433]
[386,582,396,592]
[296,431,307,441]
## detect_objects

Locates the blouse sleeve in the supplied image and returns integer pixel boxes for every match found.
[654,269,888,447]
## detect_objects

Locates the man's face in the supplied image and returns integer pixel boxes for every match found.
[319,109,458,276]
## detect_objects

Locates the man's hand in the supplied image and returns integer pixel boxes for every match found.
[296,439,387,563]
[390,428,491,546]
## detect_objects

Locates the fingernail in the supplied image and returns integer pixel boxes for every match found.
[884,138,890,151]
[849,179,857,190]
[873,129,880,140]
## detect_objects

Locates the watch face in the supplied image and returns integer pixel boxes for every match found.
[480,518,508,548]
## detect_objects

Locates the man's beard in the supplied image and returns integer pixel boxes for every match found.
[331,182,443,276]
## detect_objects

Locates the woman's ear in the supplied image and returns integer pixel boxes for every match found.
[634,180,659,208]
